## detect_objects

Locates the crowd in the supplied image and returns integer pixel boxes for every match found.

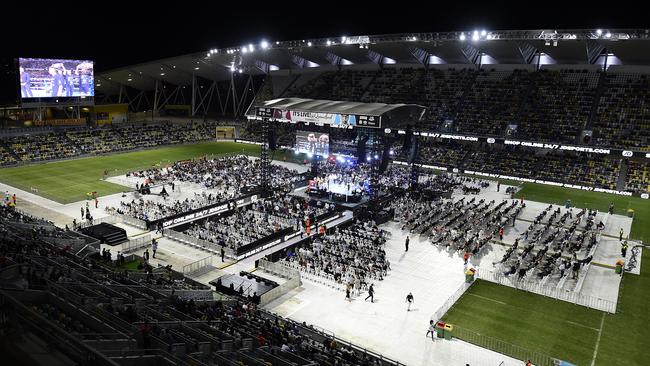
[185,194,334,250]
[286,220,390,291]
[106,155,304,222]
[493,205,600,288]
[0,206,391,366]
[391,194,524,258]
[108,191,225,221]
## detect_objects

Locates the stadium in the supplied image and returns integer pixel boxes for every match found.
[0,11,648,366]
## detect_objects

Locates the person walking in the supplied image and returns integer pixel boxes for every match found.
[365,284,375,303]
[221,247,225,262]
[345,284,351,302]
[81,206,85,220]
[619,228,624,241]
[608,202,614,215]
[499,227,504,241]
[405,236,410,252]
[94,197,99,209]
[621,240,629,258]
[426,320,436,340]
[152,239,158,259]
[406,292,414,311]
[463,251,470,265]
[497,181,500,192]
[143,249,150,262]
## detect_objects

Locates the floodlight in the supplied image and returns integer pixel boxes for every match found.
[261,40,269,49]
[596,29,602,35]
[308,41,312,47]
[605,32,612,38]
[459,33,466,41]
[481,30,487,36]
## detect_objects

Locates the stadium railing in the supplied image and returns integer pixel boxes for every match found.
[257,259,303,306]
[121,234,152,254]
[77,215,120,229]
[163,228,235,258]
[182,255,214,276]
[451,325,556,366]
[260,309,403,366]
[432,281,473,322]
[110,213,147,230]
[477,270,617,313]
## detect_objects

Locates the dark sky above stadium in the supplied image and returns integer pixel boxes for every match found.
[0,1,646,102]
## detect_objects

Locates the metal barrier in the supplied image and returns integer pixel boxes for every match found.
[122,235,152,254]
[258,259,302,306]
[477,269,616,313]
[113,213,148,230]
[452,325,556,366]
[163,228,234,258]
[182,255,214,276]
[258,259,300,279]
[432,281,473,322]
[158,289,214,301]
[77,215,120,229]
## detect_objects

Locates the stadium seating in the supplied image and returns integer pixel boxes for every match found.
[0,121,220,165]
[0,206,395,366]
[248,67,650,149]
[594,73,650,149]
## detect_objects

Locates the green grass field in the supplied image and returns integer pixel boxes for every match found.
[0,142,260,204]
[0,142,647,364]
[443,280,604,365]
[443,180,649,365]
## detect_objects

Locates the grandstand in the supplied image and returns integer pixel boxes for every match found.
[0,28,649,366]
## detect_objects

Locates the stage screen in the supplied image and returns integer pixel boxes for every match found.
[18,58,94,99]
[295,130,329,156]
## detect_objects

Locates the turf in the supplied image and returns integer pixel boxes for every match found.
[0,142,260,204]
[437,177,650,366]
[1,142,648,365]
[514,183,649,243]
[595,249,650,366]
[442,280,604,365]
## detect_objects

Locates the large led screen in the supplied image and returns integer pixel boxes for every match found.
[295,130,329,156]
[18,58,94,99]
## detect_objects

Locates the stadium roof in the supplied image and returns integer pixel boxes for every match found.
[251,98,426,129]
[257,98,425,117]
[96,28,650,94]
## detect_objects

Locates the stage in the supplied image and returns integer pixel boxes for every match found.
[291,184,385,209]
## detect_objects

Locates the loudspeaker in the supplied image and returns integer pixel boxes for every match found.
[268,129,277,150]
[407,135,419,164]
[403,125,413,152]
[379,142,391,173]
[356,134,368,161]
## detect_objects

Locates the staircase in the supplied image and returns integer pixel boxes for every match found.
[616,159,628,191]
[80,223,128,246]
[584,71,608,139]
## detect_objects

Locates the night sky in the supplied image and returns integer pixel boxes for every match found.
[1,2,646,103]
